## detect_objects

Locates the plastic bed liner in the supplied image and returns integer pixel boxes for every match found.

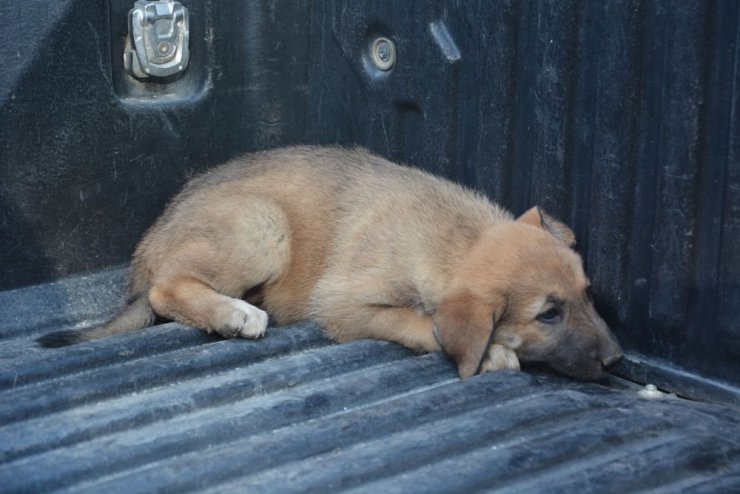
[1,269,740,493]
[2,1,740,492]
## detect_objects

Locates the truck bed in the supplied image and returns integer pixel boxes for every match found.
[2,1,740,492]
[1,269,739,493]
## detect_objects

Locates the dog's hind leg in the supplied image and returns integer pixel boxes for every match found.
[144,197,290,339]
[149,276,269,339]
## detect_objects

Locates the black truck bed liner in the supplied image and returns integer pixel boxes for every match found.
[1,270,739,493]
[2,1,740,492]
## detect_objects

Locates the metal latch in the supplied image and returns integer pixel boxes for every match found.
[124,0,189,79]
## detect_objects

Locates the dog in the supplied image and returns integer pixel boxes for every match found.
[39,146,623,380]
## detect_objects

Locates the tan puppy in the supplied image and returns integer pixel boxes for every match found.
[39,146,622,380]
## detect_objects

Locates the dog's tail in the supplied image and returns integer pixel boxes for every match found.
[38,295,155,348]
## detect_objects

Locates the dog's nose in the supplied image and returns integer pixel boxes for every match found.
[601,352,623,368]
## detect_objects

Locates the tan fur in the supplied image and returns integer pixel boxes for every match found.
[44,146,622,380]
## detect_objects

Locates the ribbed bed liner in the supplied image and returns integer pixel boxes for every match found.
[1,272,740,493]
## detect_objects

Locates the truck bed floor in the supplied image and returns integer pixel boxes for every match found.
[1,270,739,493]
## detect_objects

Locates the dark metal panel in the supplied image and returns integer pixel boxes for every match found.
[644,2,706,345]
[0,0,314,290]
[714,2,740,370]
[572,1,643,326]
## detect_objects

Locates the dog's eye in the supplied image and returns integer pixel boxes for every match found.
[537,308,561,324]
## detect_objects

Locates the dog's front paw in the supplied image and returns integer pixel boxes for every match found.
[479,344,520,373]
[220,300,268,339]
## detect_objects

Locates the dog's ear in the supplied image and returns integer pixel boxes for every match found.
[518,206,576,248]
[433,290,506,378]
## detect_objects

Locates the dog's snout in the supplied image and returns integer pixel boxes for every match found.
[598,329,623,369]
[586,307,623,370]
[601,352,623,368]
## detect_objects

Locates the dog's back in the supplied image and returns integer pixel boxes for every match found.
[132,146,509,323]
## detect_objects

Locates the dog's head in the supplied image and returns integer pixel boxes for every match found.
[433,207,622,381]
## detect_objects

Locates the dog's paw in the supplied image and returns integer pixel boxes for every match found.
[220,300,268,339]
[480,344,520,373]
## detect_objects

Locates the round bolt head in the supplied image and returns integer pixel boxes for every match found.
[371,37,396,71]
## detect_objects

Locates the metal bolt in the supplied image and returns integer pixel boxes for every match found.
[158,41,171,54]
[376,43,391,62]
[371,37,396,71]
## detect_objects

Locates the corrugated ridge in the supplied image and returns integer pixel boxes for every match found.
[0,346,454,493]
[344,433,683,494]
[639,465,740,494]
[0,323,331,425]
[338,425,732,494]
[0,323,219,388]
[201,395,623,494]
[0,338,414,463]
[65,375,565,493]
[199,388,740,494]
[2,292,740,494]
[1,321,740,493]
[492,436,740,494]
